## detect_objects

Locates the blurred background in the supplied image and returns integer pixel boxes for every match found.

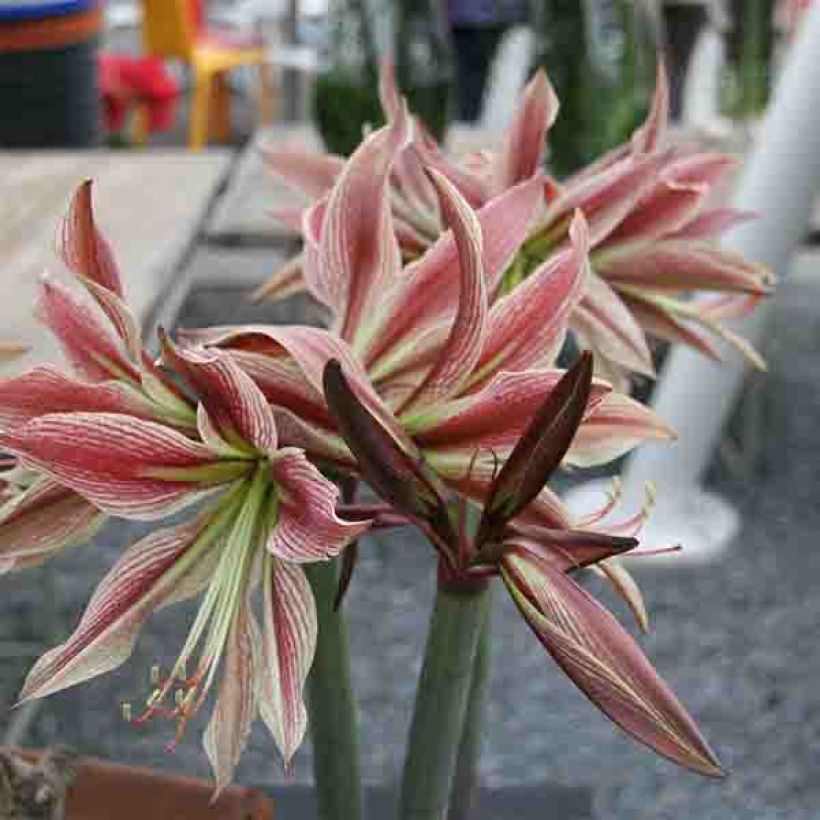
[0,1,818,818]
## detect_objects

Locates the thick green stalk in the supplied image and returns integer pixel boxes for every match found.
[448,604,492,820]
[399,581,492,820]
[306,560,363,820]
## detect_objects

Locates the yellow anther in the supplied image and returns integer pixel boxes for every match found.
[121,702,132,722]
[146,688,161,709]
[150,665,160,685]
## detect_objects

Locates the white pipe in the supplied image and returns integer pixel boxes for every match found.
[568,6,820,560]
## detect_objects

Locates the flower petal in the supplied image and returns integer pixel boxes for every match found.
[258,556,316,764]
[631,62,669,155]
[58,180,123,296]
[161,335,278,455]
[0,366,154,430]
[21,513,219,700]
[599,242,771,295]
[573,271,654,376]
[35,276,139,384]
[316,113,408,341]
[204,601,259,792]
[262,145,344,200]
[269,447,370,563]
[476,210,588,380]
[0,476,104,572]
[0,413,229,519]
[362,174,544,366]
[492,68,559,193]
[252,254,308,304]
[501,548,725,777]
[398,169,487,409]
[502,528,637,573]
[566,390,675,467]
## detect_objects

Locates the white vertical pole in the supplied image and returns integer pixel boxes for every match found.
[568,6,820,560]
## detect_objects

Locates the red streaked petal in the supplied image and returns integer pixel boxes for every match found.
[21,514,218,700]
[502,530,636,573]
[262,146,344,199]
[269,448,370,563]
[36,276,139,383]
[161,336,277,455]
[252,254,307,304]
[0,477,104,571]
[0,366,155,429]
[476,210,588,380]
[258,557,316,764]
[501,549,725,777]
[363,174,544,366]
[566,390,675,467]
[58,180,123,296]
[399,169,487,409]
[204,601,258,792]
[631,62,669,155]
[0,413,224,520]
[670,207,756,241]
[318,114,408,341]
[598,242,771,295]
[573,272,654,376]
[492,68,559,193]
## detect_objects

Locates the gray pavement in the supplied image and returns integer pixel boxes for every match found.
[1,245,818,818]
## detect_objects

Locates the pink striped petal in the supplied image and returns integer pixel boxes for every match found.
[379,57,402,121]
[670,207,756,241]
[273,407,353,467]
[363,175,544,367]
[398,169,487,409]
[0,366,154,429]
[573,272,654,376]
[599,242,772,295]
[258,556,317,764]
[262,146,344,200]
[317,113,408,341]
[538,153,667,248]
[186,324,414,453]
[411,369,608,452]
[620,293,720,361]
[0,477,104,571]
[503,528,636,573]
[36,276,139,384]
[0,413,226,520]
[161,337,277,455]
[566,391,675,467]
[501,548,724,776]
[268,448,370,563]
[604,179,708,246]
[492,69,559,193]
[21,514,218,700]
[57,180,123,296]
[252,254,307,304]
[631,62,669,155]
[204,601,259,791]
[476,210,588,380]
[663,151,738,188]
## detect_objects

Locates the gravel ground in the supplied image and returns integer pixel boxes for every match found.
[1,255,818,818]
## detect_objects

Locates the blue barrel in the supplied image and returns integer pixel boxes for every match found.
[0,1,101,147]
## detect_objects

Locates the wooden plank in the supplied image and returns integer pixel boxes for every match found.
[0,150,231,375]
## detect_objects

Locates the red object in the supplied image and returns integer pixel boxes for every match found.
[98,53,180,134]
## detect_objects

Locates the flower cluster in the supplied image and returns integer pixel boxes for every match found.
[0,63,766,787]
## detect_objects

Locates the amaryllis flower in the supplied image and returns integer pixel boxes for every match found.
[255,64,770,390]
[0,341,368,788]
[186,140,672,533]
[522,66,772,385]
[254,61,558,301]
[323,352,724,778]
[0,184,368,786]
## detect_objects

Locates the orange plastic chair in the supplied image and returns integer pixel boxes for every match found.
[140,0,274,149]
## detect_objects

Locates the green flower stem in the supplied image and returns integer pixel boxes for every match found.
[306,559,363,820]
[399,580,492,820]
[448,603,492,820]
